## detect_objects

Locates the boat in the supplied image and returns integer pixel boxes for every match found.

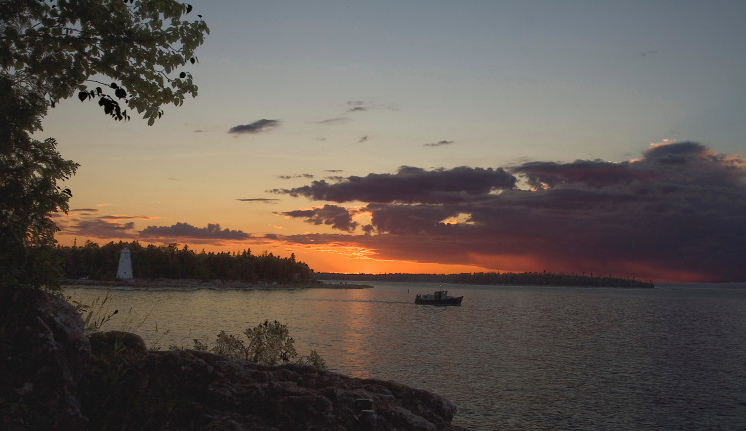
[414,290,463,306]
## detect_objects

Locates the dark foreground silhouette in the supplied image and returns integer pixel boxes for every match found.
[0,287,467,431]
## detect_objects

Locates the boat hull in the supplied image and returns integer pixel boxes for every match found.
[414,296,463,306]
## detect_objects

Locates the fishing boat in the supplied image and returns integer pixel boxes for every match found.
[414,290,463,306]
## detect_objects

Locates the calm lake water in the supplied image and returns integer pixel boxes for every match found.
[65,281,746,431]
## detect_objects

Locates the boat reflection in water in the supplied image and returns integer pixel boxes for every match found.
[414,290,463,306]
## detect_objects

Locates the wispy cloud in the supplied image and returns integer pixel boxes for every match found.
[318,117,350,125]
[346,100,367,112]
[236,198,281,203]
[424,140,455,147]
[228,119,281,135]
[278,174,314,180]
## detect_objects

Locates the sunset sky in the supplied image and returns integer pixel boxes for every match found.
[36,1,745,282]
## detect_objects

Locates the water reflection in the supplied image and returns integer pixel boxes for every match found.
[66,283,746,431]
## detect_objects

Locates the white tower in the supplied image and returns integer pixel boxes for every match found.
[116,246,134,280]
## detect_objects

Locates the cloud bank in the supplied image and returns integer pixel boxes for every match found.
[272,165,516,204]
[274,142,746,282]
[140,223,251,241]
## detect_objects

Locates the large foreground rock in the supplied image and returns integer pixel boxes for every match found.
[0,288,469,430]
[0,287,91,430]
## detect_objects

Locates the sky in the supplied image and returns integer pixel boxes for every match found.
[37,0,746,282]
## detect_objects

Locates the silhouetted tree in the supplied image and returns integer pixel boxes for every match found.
[1,1,209,290]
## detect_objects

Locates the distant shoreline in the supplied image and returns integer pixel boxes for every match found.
[314,272,656,288]
[61,278,373,290]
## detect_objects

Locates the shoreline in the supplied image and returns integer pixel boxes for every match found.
[61,278,373,291]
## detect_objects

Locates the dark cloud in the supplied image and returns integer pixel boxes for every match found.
[510,159,657,189]
[274,142,746,282]
[228,119,280,135]
[272,165,516,204]
[236,198,280,203]
[357,136,369,144]
[280,205,358,232]
[140,222,251,241]
[424,140,455,147]
[347,106,367,113]
[325,169,343,173]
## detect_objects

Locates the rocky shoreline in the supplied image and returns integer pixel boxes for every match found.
[1,287,466,431]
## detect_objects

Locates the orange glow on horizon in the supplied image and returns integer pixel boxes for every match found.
[54,233,715,282]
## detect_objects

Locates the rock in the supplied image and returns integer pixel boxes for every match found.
[82,348,470,430]
[1,288,470,430]
[0,287,91,431]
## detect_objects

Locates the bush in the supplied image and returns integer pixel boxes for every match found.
[188,320,327,369]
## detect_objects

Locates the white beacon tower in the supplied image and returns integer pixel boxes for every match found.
[116,246,134,280]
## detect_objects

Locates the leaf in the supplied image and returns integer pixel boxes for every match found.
[180,72,186,78]
[115,88,126,99]
[78,91,87,102]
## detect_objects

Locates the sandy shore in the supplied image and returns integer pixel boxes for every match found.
[61,278,373,290]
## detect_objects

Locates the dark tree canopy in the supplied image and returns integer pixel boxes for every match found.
[0,0,209,130]
[0,138,78,288]
[1,0,209,289]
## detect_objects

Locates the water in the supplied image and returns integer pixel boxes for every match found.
[65,282,746,430]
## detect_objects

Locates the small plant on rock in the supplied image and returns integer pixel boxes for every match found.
[194,320,327,369]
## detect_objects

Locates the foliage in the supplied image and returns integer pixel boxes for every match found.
[297,349,327,370]
[0,0,209,290]
[0,0,209,127]
[67,293,119,334]
[57,241,315,283]
[0,137,78,289]
[243,320,297,365]
[190,320,327,369]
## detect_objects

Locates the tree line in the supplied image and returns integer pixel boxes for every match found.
[2,0,210,291]
[315,271,654,288]
[58,241,314,284]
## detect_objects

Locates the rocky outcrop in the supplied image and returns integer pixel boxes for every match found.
[0,288,468,431]
[0,287,91,430]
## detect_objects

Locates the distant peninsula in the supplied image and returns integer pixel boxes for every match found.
[314,272,655,288]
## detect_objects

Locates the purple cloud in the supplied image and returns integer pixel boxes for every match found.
[273,142,746,282]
